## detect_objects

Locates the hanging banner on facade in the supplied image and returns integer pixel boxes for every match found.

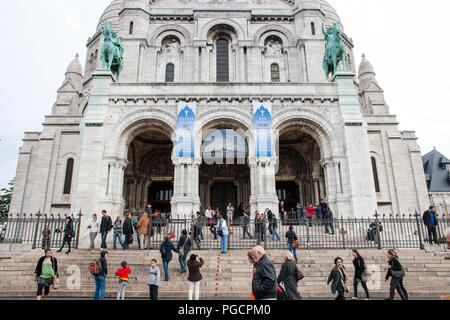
[253,102,273,157]
[176,102,196,157]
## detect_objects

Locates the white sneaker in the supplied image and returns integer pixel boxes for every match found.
[351,297,358,300]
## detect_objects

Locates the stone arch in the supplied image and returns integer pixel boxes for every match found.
[149,24,192,47]
[254,25,296,47]
[200,19,245,41]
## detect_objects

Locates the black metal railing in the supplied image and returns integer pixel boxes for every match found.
[0,212,82,249]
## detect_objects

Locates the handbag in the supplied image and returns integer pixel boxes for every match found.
[53,277,60,290]
[179,236,189,256]
[391,267,405,278]
[361,269,372,282]
[293,240,300,249]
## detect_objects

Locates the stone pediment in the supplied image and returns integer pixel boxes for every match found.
[57,79,78,93]
[364,79,383,92]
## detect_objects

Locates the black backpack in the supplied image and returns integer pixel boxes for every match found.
[160,243,167,258]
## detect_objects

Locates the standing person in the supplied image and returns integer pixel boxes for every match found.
[178,229,192,273]
[260,212,267,242]
[160,236,178,281]
[100,210,112,249]
[296,203,303,225]
[266,208,274,236]
[87,214,101,250]
[315,202,322,226]
[285,226,298,263]
[271,216,281,241]
[242,212,253,239]
[132,217,141,250]
[147,259,161,300]
[216,214,229,254]
[195,212,204,241]
[115,261,131,300]
[327,257,349,301]
[113,215,125,250]
[56,216,74,254]
[137,212,150,250]
[423,206,439,245]
[306,203,314,227]
[385,249,408,300]
[288,208,296,225]
[352,249,370,300]
[368,219,383,244]
[227,202,234,225]
[279,201,286,225]
[42,225,51,249]
[34,249,58,301]
[277,251,302,300]
[187,254,204,300]
[190,215,201,250]
[122,213,134,250]
[323,206,335,235]
[209,210,217,240]
[145,203,153,216]
[250,246,278,300]
[255,213,263,245]
[205,206,212,219]
[319,199,328,215]
[94,251,108,300]
[237,203,245,225]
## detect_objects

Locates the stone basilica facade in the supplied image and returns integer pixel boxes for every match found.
[10,0,430,243]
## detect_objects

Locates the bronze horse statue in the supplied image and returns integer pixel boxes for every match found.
[322,22,346,81]
[100,22,124,80]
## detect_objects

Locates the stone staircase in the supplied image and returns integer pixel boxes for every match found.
[0,247,449,300]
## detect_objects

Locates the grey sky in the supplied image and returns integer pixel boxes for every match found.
[0,0,448,190]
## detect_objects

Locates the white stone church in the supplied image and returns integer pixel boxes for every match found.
[10,0,430,239]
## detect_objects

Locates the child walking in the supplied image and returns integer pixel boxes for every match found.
[115,261,131,300]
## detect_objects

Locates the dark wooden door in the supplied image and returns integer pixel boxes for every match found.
[210,182,236,214]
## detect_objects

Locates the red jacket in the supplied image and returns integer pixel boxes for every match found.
[115,267,131,280]
[307,206,315,218]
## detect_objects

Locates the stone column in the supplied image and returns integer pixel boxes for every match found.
[171,157,200,218]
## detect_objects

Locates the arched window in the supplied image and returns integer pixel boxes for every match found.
[216,39,229,82]
[311,22,316,35]
[129,21,134,35]
[271,63,280,82]
[371,157,381,193]
[63,158,74,195]
[165,63,175,82]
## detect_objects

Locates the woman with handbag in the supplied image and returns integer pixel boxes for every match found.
[351,249,370,300]
[277,251,302,300]
[34,249,58,300]
[327,257,349,301]
[385,249,408,300]
[56,216,74,254]
[178,229,192,273]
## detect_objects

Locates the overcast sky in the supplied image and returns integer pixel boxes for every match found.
[0,0,449,190]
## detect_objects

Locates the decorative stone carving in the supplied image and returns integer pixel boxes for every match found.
[265,39,283,57]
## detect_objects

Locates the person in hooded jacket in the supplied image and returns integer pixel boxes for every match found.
[160,236,179,281]
[277,251,301,300]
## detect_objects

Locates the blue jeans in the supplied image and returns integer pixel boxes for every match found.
[94,275,106,300]
[113,232,125,250]
[307,217,312,227]
[268,223,273,235]
[353,279,370,298]
[243,226,252,239]
[272,228,280,240]
[163,260,169,281]
[136,232,141,249]
[288,242,297,259]
[193,237,201,249]
[179,252,188,272]
[221,235,228,253]
[325,222,335,234]
[101,232,108,249]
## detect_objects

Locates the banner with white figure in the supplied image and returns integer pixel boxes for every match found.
[253,102,273,157]
[176,102,196,157]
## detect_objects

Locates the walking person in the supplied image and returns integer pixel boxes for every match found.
[327,257,349,301]
[190,215,201,250]
[208,210,218,240]
[94,250,108,300]
[279,201,286,225]
[160,236,178,281]
[178,229,192,273]
[242,212,253,239]
[271,216,281,241]
[56,216,74,254]
[195,212,204,240]
[113,215,125,250]
[115,261,131,300]
[250,246,278,300]
[87,214,100,250]
[285,226,298,263]
[255,212,263,245]
[41,225,51,249]
[266,208,274,236]
[277,251,302,300]
[100,210,112,249]
[137,212,150,250]
[122,213,134,250]
[147,259,161,300]
[323,206,335,235]
[352,249,370,300]
[216,214,229,254]
[260,212,267,242]
[34,249,58,301]
[306,203,314,227]
[423,206,439,245]
[187,254,204,300]
[385,249,408,300]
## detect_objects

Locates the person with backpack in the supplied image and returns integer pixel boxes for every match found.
[423,206,439,245]
[137,212,150,250]
[93,250,108,300]
[160,236,178,281]
[34,249,58,301]
[113,215,125,250]
[178,229,192,273]
[100,210,112,249]
[327,257,349,301]
[56,216,74,254]
[87,214,100,250]
[122,213,134,250]
[285,226,298,263]
[115,261,131,300]
[147,259,161,300]
[187,254,204,300]
[277,251,302,300]
[216,214,229,254]
[385,249,408,300]
[352,249,370,300]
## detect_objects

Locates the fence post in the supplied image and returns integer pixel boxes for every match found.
[414,210,424,250]
[32,211,42,249]
[76,210,82,249]
[375,211,381,250]
[306,219,311,250]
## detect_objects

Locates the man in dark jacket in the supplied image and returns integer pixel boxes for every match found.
[122,213,134,250]
[423,206,438,245]
[251,246,278,300]
[100,210,112,249]
[177,229,192,273]
[94,251,108,300]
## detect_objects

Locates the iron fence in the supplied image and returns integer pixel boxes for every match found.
[0,212,82,249]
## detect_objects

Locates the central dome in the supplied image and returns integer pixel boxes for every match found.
[96,0,124,34]
[318,0,343,30]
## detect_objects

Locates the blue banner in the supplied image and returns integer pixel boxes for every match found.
[175,103,196,157]
[253,103,272,157]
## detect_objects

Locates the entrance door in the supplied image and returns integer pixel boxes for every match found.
[148,182,173,213]
[276,181,299,211]
[210,182,237,214]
